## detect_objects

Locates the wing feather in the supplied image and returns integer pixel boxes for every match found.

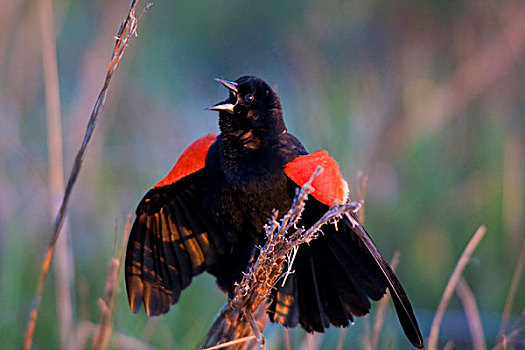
[157,207,182,304]
[270,274,299,327]
[179,190,233,255]
[125,169,235,316]
[170,199,206,275]
[163,201,193,289]
[313,255,350,327]
[175,196,216,266]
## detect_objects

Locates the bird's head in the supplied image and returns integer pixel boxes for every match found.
[208,76,286,149]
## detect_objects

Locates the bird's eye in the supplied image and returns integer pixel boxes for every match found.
[245,94,254,102]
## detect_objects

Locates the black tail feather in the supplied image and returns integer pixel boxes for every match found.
[343,213,424,349]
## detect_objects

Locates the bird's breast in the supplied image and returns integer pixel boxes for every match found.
[208,152,292,237]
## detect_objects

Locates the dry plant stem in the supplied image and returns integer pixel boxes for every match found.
[427,225,487,350]
[204,336,257,350]
[305,333,313,350]
[442,340,455,350]
[492,325,525,350]
[283,328,291,350]
[497,237,525,340]
[201,167,364,350]
[244,309,263,344]
[38,0,73,348]
[336,329,346,350]
[361,312,371,350]
[75,320,154,350]
[299,333,322,350]
[370,252,401,350]
[92,215,132,350]
[456,277,486,350]
[23,2,151,349]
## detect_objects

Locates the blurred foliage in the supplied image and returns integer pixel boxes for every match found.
[1,0,524,349]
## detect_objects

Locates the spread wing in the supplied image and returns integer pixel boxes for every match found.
[270,151,423,349]
[125,134,238,316]
[125,170,236,316]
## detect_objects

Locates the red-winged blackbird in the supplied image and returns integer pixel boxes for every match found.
[125,76,423,348]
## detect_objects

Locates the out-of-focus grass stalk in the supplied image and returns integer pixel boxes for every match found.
[336,327,346,350]
[23,2,151,348]
[498,130,525,342]
[428,225,487,350]
[92,215,132,350]
[368,252,401,350]
[456,277,486,350]
[38,0,74,348]
[75,320,154,350]
[0,0,21,72]
[502,131,524,253]
[283,328,291,350]
[442,340,454,350]
[299,333,322,350]
[497,238,525,341]
[493,322,525,350]
[393,1,525,151]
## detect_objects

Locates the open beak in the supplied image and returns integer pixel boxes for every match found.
[206,102,235,113]
[206,78,238,113]
[214,78,238,93]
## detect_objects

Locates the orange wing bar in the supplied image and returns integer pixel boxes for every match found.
[154,133,217,188]
[285,150,348,206]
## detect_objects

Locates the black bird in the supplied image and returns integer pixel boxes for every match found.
[125,76,423,348]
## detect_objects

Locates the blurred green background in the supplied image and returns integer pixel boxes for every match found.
[1,0,524,349]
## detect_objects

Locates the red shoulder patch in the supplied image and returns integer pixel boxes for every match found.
[154,133,217,188]
[285,150,348,206]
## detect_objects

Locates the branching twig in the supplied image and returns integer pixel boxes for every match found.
[23,2,151,349]
[201,167,364,350]
[427,225,487,350]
